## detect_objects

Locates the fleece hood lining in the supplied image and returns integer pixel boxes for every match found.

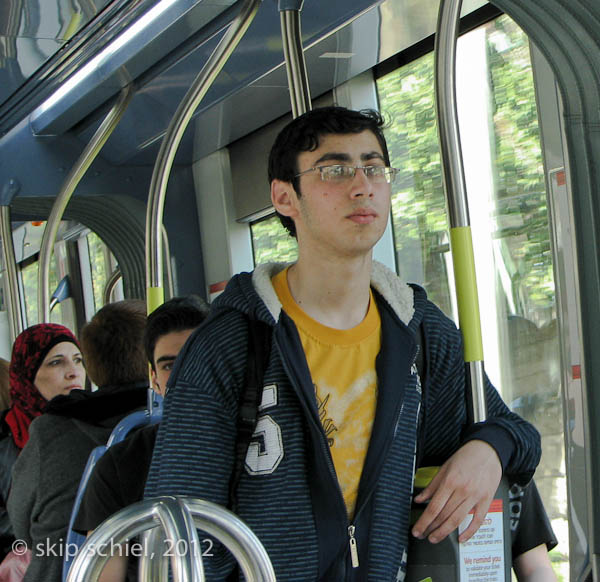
[251,261,415,326]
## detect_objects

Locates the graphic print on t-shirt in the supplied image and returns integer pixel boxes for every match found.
[272,267,381,517]
[315,386,338,446]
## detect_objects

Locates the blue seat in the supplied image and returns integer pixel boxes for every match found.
[62,390,163,581]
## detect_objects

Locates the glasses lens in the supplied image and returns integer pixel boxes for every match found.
[318,165,397,183]
[321,165,354,181]
[364,166,396,184]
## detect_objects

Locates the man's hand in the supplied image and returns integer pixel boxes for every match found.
[411,440,502,544]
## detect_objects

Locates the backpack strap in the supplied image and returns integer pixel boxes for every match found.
[228,314,427,505]
[228,312,272,513]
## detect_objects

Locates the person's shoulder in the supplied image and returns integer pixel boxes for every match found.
[28,412,71,437]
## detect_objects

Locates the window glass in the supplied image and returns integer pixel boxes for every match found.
[87,230,113,311]
[251,214,298,265]
[377,14,566,579]
[21,254,64,326]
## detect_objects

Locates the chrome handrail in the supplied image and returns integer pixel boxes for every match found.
[145,0,261,314]
[279,0,311,118]
[37,87,132,323]
[434,0,486,421]
[0,205,23,341]
[102,267,122,305]
[66,496,276,582]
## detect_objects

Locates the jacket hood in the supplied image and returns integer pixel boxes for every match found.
[212,261,425,328]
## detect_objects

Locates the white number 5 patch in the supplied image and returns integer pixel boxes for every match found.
[244,384,284,475]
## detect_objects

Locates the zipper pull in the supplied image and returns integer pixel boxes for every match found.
[348,525,359,568]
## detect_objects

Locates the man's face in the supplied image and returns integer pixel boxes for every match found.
[276,130,391,259]
[151,328,196,396]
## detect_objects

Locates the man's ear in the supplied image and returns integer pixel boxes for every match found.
[271,179,299,219]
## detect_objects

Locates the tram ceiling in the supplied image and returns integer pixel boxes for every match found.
[0,0,494,204]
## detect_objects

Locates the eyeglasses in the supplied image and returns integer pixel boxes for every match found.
[294,165,398,184]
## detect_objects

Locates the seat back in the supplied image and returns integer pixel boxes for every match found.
[61,391,163,581]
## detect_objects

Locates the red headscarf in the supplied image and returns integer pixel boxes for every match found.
[5,323,79,449]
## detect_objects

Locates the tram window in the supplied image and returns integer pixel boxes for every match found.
[86,231,118,311]
[20,254,65,326]
[377,14,567,579]
[250,213,298,265]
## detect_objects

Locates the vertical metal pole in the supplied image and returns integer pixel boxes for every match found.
[279,0,311,118]
[161,226,174,300]
[0,206,24,341]
[145,0,261,316]
[434,0,487,422]
[37,87,132,323]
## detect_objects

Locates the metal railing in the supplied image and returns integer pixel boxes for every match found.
[434,0,486,422]
[145,0,261,315]
[66,496,276,582]
[279,0,311,118]
[37,87,132,323]
[0,205,23,341]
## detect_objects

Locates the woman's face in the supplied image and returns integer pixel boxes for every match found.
[34,341,85,401]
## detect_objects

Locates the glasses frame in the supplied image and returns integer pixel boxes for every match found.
[294,164,398,184]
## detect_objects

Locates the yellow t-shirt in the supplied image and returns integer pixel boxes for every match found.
[272,268,380,517]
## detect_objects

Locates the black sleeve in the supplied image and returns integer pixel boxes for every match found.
[73,426,156,534]
[510,480,558,558]
[73,447,126,534]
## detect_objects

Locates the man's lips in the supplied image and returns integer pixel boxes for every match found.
[347,208,377,223]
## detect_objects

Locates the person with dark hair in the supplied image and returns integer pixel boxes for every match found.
[268,106,390,238]
[7,301,148,582]
[145,106,541,581]
[72,296,209,581]
[143,295,210,396]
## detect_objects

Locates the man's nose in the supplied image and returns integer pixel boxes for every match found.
[350,167,374,197]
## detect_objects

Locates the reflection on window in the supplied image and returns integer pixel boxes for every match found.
[87,231,113,311]
[21,255,64,326]
[251,214,298,265]
[377,14,566,579]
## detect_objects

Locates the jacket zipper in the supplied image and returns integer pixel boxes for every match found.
[274,334,353,572]
[348,525,359,568]
[273,329,421,580]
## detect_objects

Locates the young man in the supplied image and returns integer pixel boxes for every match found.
[144,107,541,581]
[73,296,208,530]
[73,296,209,581]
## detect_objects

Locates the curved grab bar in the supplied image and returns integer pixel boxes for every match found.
[66,496,276,582]
[145,0,261,313]
[279,3,311,118]
[102,267,122,305]
[37,87,132,323]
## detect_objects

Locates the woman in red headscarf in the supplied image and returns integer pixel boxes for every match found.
[0,324,84,562]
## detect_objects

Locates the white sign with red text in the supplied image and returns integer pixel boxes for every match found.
[458,499,505,582]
